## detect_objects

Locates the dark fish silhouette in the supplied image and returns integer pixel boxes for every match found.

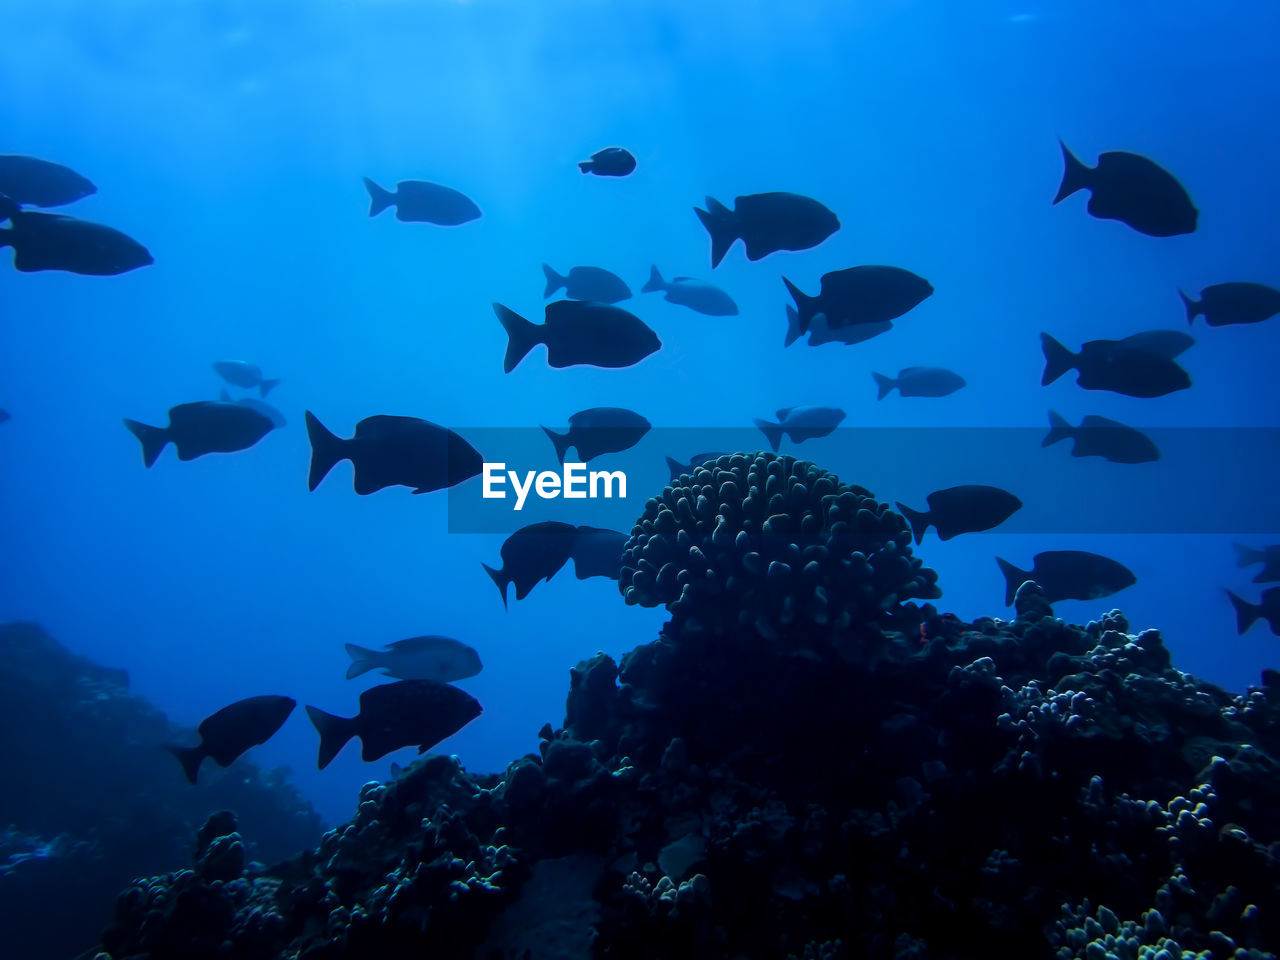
[167,695,296,785]
[1043,411,1159,464]
[570,526,628,580]
[996,550,1136,606]
[124,401,275,467]
[213,360,281,397]
[1180,283,1280,327]
[218,390,286,429]
[1053,141,1197,237]
[542,264,631,303]
[642,266,738,316]
[873,367,966,399]
[785,305,892,348]
[1225,587,1280,636]
[783,266,932,335]
[1,197,152,275]
[0,155,96,207]
[754,405,846,451]
[306,412,483,495]
[482,520,577,607]
[896,486,1022,543]
[306,680,482,769]
[666,452,728,479]
[695,192,839,268]
[1117,329,1195,359]
[345,636,482,682]
[1040,333,1191,398]
[362,177,480,225]
[494,300,661,372]
[1234,542,1280,584]
[579,147,636,177]
[542,407,651,463]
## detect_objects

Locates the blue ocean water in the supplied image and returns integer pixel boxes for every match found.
[1,0,1277,834]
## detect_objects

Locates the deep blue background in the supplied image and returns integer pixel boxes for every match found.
[2,0,1278,827]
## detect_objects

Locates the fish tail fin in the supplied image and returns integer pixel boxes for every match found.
[894,502,929,545]
[493,303,541,373]
[695,196,736,268]
[305,705,357,770]
[363,177,395,217]
[1040,332,1075,386]
[219,388,232,402]
[481,562,510,609]
[641,265,666,294]
[122,419,170,468]
[166,744,205,785]
[753,418,783,453]
[995,557,1030,607]
[783,305,806,347]
[344,643,379,679]
[781,277,818,334]
[305,411,347,491]
[258,378,281,397]
[541,425,573,464]
[1053,140,1089,204]
[1225,589,1261,635]
[1178,289,1202,325]
[578,160,593,174]
[1233,542,1264,568]
[541,264,565,298]
[872,372,896,400]
[1042,410,1073,447]
[665,456,684,478]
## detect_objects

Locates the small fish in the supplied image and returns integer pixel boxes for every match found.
[494,300,661,372]
[695,192,839,268]
[306,680,482,769]
[1040,333,1191,398]
[305,412,483,495]
[482,520,577,607]
[1053,141,1197,237]
[167,695,296,785]
[0,198,152,275]
[542,407,651,464]
[362,177,480,225]
[785,306,892,348]
[1180,283,1280,327]
[578,147,636,177]
[641,266,738,316]
[783,266,933,335]
[1225,587,1280,636]
[996,550,1136,606]
[1042,411,1159,464]
[213,361,281,397]
[1117,329,1195,359]
[218,389,286,429]
[873,367,966,400]
[896,486,1022,543]
[1233,542,1280,584]
[0,155,96,208]
[124,401,276,467]
[344,636,483,682]
[542,263,631,303]
[665,452,728,479]
[754,405,846,452]
[570,525,628,580]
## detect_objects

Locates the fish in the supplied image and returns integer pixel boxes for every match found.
[542,407,651,464]
[896,486,1022,543]
[212,361,281,397]
[306,680,482,769]
[482,520,577,607]
[578,147,636,177]
[362,177,481,225]
[785,306,892,348]
[695,192,839,268]
[641,266,738,316]
[1053,141,1197,237]
[754,405,846,452]
[665,452,728,479]
[305,412,483,495]
[1117,329,1195,359]
[570,526,628,580]
[494,300,661,372]
[783,266,933,335]
[996,550,1136,606]
[1180,283,1280,327]
[167,695,296,785]
[344,636,483,682]
[0,198,152,275]
[124,401,276,467]
[1233,542,1280,584]
[0,155,96,208]
[542,264,631,303]
[873,367,966,399]
[1225,587,1280,636]
[1040,333,1191,398]
[1042,411,1159,464]
[218,389,286,429]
